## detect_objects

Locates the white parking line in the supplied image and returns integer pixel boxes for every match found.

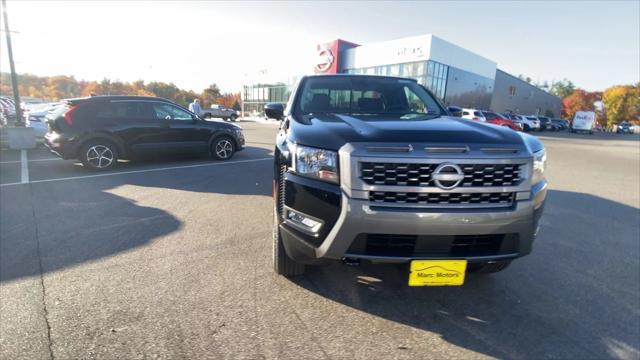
[0,157,273,188]
[20,150,29,184]
[0,158,63,164]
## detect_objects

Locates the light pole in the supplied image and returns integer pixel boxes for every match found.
[2,0,23,125]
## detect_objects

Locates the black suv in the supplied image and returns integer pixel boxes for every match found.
[44,96,245,170]
[267,75,547,285]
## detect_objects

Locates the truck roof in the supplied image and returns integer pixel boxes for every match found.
[303,74,419,82]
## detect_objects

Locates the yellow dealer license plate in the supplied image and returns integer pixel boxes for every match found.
[409,260,467,286]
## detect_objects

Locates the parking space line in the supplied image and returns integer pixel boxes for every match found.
[0,158,63,164]
[20,150,29,184]
[0,157,273,188]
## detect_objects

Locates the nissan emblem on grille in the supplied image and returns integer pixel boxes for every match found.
[432,163,464,190]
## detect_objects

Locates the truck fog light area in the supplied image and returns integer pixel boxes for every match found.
[516,191,530,200]
[285,207,323,235]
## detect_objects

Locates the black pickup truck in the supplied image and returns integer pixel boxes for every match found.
[267,75,547,286]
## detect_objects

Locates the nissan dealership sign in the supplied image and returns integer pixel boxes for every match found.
[315,48,335,72]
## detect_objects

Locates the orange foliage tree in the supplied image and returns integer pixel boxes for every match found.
[562,89,596,120]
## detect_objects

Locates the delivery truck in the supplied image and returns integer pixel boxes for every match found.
[570,111,596,134]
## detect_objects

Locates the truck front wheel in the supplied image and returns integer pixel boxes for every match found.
[273,207,305,276]
[273,167,305,277]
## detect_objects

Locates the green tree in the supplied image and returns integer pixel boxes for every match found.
[549,79,576,98]
[201,83,222,107]
[602,84,640,126]
[544,109,555,118]
[232,99,241,111]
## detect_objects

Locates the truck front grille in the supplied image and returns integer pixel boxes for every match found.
[345,233,519,258]
[360,162,523,187]
[369,191,515,206]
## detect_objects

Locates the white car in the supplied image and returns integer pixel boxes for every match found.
[522,116,542,131]
[25,102,62,138]
[460,108,487,122]
[516,115,540,131]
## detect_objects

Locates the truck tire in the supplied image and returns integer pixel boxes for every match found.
[230,114,238,122]
[273,164,305,277]
[467,260,511,274]
[273,210,305,277]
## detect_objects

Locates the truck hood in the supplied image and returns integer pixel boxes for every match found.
[289,114,528,150]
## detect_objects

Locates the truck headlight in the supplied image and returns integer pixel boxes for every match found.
[293,145,339,183]
[532,149,546,184]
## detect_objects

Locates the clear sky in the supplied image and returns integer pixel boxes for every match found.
[1,0,638,93]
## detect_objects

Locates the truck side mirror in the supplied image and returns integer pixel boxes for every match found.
[447,106,463,117]
[264,102,284,120]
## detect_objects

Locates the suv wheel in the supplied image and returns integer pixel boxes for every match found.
[230,114,238,122]
[211,136,235,160]
[467,260,511,274]
[273,204,305,277]
[79,140,118,171]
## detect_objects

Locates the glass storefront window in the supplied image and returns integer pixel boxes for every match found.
[389,64,400,76]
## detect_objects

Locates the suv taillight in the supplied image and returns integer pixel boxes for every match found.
[63,105,78,126]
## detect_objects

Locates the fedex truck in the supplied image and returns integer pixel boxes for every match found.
[571,111,596,134]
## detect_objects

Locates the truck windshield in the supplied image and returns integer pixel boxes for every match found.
[295,76,443,119]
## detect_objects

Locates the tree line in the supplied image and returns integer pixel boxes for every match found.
[0,73,240,110]
[511,76,638,126]
[547,79,639,126]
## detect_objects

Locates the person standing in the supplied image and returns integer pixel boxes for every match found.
[189,99,202,116]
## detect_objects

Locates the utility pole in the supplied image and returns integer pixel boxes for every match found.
[2,0,24,126]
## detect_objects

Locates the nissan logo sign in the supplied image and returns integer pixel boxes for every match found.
[432,163,465,190]
[315,48,334,72]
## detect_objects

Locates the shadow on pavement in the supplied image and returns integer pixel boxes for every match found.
[0,146,274,283]
[290,189,640,359]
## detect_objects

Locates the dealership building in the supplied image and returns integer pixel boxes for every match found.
[242,34,561,117]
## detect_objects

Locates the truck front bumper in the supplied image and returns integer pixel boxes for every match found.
[279,174,547,264]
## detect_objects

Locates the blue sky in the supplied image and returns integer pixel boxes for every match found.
[1,1,638,92]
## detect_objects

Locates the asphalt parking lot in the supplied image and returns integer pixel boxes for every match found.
[1,123,639,359]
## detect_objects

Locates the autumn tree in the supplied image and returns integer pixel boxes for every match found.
[602,84,640,126]
[562,89,595,119]
[43,76,81,100]
[201,83,222,107]
[0,72,234,109]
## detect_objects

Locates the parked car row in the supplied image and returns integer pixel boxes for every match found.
[25,102,63,138]
[459,108,524,131]
[0,96,17,126]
